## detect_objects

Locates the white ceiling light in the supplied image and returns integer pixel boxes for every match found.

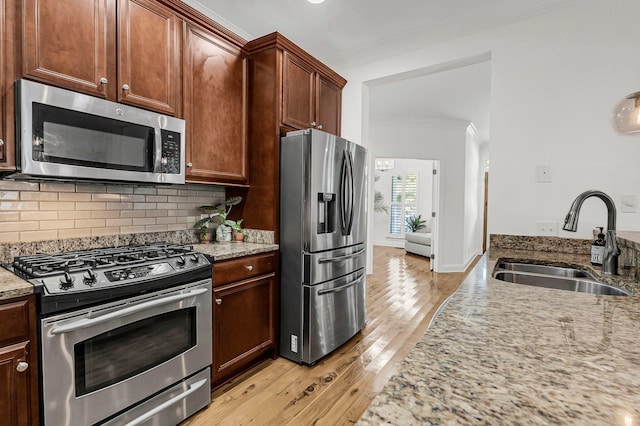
[307,0,326,4]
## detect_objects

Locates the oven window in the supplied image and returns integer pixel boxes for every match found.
[32,103,154,172]
[74,307,196,396]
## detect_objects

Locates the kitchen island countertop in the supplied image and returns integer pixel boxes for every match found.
[359,248,640,425]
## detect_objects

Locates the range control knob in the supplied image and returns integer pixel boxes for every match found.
[83,269,98,285]
[189,254,199,263]
[59,272,75,290]
[176,255,186,266]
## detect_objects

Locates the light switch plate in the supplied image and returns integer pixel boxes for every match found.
[536,221,558,236]
[621,194,637,213]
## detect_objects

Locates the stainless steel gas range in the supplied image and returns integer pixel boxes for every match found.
[6,243,212,426]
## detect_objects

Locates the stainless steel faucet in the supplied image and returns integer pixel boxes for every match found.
[562,190,619,275]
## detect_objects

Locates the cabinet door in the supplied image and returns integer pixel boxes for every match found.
[316,74,342,136]
[22,0,115,98]
[282,51,315,130]
[0,342,33,426]
[117,0,180,115]
[212,274,276,382]
[184,24,247,184]
[0,0,5,165]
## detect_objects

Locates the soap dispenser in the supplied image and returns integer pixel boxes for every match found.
[591,227,605,265]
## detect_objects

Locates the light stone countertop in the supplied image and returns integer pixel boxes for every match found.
[0,267,34,300]
[359,250,640,425]
[193,241,278,261]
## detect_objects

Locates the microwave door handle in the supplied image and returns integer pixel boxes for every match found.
[50,288,208,334]
[154,128,163,172]
[123,378,208,426]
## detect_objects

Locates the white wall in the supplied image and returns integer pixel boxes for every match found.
[464,125,483,263]
[369,118,472,271]
[373,158,433,247]
[339,0,640,249]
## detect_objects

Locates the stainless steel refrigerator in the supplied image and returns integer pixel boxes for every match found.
[279,128,367,365]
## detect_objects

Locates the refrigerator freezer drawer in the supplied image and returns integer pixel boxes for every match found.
[302,269,366,365]
[303,244,366,285]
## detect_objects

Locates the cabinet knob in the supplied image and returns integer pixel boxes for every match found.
[317,124,323,130]
[215,298,222,305]
[122,84,130,91]
[99,77,108,84]
[310,121,316,127]
[16,362,28,373]
[245,265,253,271]
[0,139,4,147]
[186,162,193,168]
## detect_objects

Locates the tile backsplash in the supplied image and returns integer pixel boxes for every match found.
[0,180,225,243]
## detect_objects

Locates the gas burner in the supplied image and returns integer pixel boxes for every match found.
[4,242,212,315]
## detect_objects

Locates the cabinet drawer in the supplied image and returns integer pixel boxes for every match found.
[0,299,31,345]
[213,252,276,287]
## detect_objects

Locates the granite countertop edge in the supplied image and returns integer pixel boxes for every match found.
[358,248,640,425]
[0,242,279,301]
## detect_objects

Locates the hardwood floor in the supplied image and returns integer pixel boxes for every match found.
[184,246,473,425]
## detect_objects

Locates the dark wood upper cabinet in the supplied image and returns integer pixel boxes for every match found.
[117,0,181,115]
[0,0,16,170]
[282,52,315,130]
[316,74,342,136]
[183,23,248,185]
[22,0,181,115]
[240,32,346,235]
[22,0,115,98]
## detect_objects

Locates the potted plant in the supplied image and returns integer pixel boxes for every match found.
[405,214,427,233]
[194,196,242,242]
[225,219,245,242]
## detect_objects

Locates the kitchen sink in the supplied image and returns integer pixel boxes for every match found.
[495,261,590,278]
[493,262,630,296]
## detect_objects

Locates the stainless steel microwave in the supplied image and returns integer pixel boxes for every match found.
[14,79,186,184]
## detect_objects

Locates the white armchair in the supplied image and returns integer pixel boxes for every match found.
[404,221,432,257]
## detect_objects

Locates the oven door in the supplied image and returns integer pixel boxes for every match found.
[40,280,212,426]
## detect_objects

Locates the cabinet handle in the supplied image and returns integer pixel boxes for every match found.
[16,362,28,373]
[245,265,253,271]
[122,84,130,91]
[186,162,193,168]
[0,139,4,147]
[310,121,316,127]
[99,77,108,84]
[317,124,323,130]
[215,298,222,305]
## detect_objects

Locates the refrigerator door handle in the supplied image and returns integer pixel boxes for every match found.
[318,249,365,264]
[340,150,355,235]
[317,275,363,295]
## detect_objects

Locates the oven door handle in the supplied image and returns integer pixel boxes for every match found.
[123,378,208,426]
[50,288,208,335]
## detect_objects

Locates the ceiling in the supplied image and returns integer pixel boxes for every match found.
[182,0,585,143]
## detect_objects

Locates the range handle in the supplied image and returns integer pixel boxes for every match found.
[51,288,208,334]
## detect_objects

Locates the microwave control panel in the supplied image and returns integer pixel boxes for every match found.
[161,129,182,174]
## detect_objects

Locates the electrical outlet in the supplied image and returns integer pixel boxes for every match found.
[535,165,552,183]
[291,335,298,353]
[536,221,558,236]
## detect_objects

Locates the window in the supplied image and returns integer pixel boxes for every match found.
[389,174,418,236]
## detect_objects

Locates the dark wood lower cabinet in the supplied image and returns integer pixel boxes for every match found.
[0,296,39,426]
[211,252,278,388]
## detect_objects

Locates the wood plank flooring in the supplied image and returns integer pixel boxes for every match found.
[184,246,474,425]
